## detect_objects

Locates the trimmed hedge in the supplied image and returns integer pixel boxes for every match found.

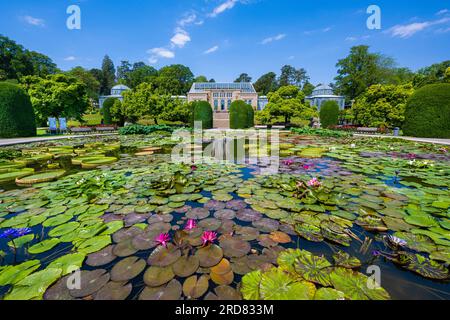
[0,82,36,138]
[102,97,117,125]
[119,124,174,135]
[319,100,339,129]
[403,83,450,138]
[193,101,213,129]
[246,104,255,128]
[230,100,253,129]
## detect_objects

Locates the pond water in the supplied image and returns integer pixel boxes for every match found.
[0,133,449,300]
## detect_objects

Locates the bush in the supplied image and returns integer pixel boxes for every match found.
[0,82,36,138]
[319,101,339,128]
[119,124,175,135]
[291,127,351,138]
[102,97,117,125]
[403,83,450,138]
[246,104,255,128]
[230,100,251,129]
[193,101,213,129]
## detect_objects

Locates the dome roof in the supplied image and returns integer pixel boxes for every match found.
[112,84,130,90]
[311,84,334,96]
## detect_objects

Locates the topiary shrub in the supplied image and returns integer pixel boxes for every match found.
[102,97,117,125]
[403,83,450,138]
[0,82,36,138]
[193,101,213,129]
[246,104,255,128]
[230,100,251,129]
[319,100,339,129]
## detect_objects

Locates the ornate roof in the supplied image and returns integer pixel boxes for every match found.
[189,82,256,93]
[112,84,130,91]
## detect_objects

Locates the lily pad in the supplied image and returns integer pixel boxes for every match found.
[220,238,251,258]
[147,244,181,267]
[94,281,133,300]
[69,269,111,298]
[86,245,117,267]
[140,279,182,300]
[259,268,316,300]
[182,275,210,299]
[111,256,146,282]
[28,238,61,254]
[195,244,224,267]
[172,255,200,277]
[294,252,333,286]
[143,266,175,287]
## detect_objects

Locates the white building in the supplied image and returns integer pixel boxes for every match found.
[305,84,345,111]
[98,84,130,109]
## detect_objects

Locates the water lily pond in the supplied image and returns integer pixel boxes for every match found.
[0,132,449,300]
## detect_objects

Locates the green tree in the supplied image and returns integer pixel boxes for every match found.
[413,61,450,88]
[66,66,100,100]
[335,45,400,100]
[351,83,414,128]
[230,100,250,129]
[100,55,116,95]
[157,64,194,94]
[319,101,339,128]
[193,101,213,129]
[194,75,208,82]
[116,60,132,84]
[0,35,57,80]
[127,63,158,88]
[0,82,36,137]
[265,85,313,124]
[302,81,315,96]
[101,97,117,125]
[20,74,90,126]
[403,83,450,138]
[110,99,125,126]
[234,73,252,83]
[279,65,309,88]
[254,72,278,95]
[445,67,450,82]
[160,97,192,125]
[121,82,162,124]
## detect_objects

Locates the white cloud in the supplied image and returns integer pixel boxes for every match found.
[387,17,450,38]
[147,47,175,64]
[437,9,449,16]
[209,0,238,17]
[345,35,370,42]
[322,27,332,32]
[304,27,333,35]
[288,55,295,60]
[204,45,219,54]
[178,13,197,27]
[171,28,191,48]
[64,56,76,61]
[436,27,450,34]
[261,33,286,45]
[22,15,45,27]
[345,36,358,42]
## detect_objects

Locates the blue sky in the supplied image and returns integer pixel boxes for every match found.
[1,0,450,84]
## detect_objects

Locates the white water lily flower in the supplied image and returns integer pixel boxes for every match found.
[350,144,356,148]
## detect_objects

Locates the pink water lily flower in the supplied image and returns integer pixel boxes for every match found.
[407,153,417,160]
[155,233,171,247]
[191,165,198,171]
[184,219,197,231]
[302,164,311,170]
[201,231,217,246]
[307,177,321,188]
[282,159,294,166]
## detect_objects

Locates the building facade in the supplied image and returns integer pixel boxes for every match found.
[99,84,130,109]
[187,82,258,111]
[305,84,345,111]
[257,96,269,110]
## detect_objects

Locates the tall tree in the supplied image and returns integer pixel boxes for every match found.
[66,66,100,100]
[413,60,450,88]
[0,35,57,80]
[20,74,90,126]
[234,73,252,83]
[194,75,208,82]
[100,55,116,95]
[335,45,401,100]
[116,60,132,84]
[128,64,157,88]
[254,72,278,95]
[121,82,162,124]
[156,64,194,94]
[279,65,309,88]
[302,81,315,96]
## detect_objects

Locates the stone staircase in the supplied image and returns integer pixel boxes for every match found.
[213,112,230,129]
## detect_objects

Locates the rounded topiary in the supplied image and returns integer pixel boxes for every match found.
[230,100,250,129]
[246,104,255,128]
[0,82,36,138]
[102,97,117,125]
[193,101,213,129]
[403,83,450,138]
[319,100,339,129]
